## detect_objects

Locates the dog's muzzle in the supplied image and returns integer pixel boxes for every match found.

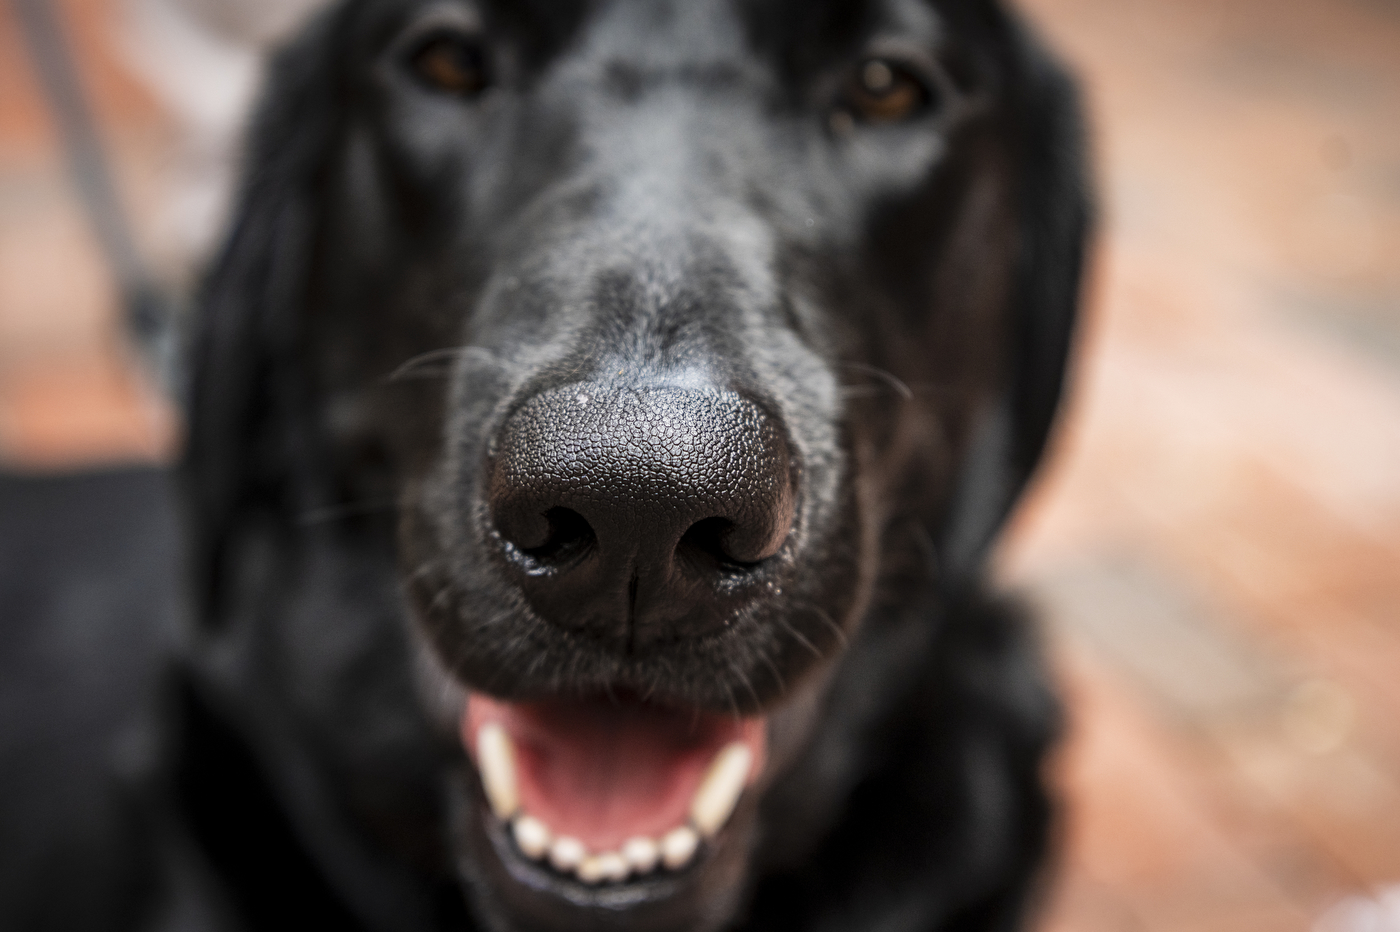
[439,382,796,891]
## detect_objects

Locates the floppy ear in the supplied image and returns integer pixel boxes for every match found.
[183,9,350,624]
[939,13,1093,582]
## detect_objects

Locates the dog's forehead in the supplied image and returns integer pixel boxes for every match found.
[472,0,949,67]
[580,1,744,62]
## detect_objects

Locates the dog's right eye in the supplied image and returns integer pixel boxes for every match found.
[842,58,933,125]
[410,33,490,97]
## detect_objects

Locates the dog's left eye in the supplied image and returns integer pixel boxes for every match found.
[410,33,490,97]
[842,58,932,125]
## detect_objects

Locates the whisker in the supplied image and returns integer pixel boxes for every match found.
[839,386,894,400]
[522,649,547,683]
[811,605,849,650]
[758,649,787,696]
[720,678,742,721]
[729,661,762,715]
[385,366,456,382]
[408,559,440,583]
[839,382,957,402]
[384,345,499,384]
[776,614,824,660]
[839,362,913,402]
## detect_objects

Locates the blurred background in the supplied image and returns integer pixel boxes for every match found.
[0,0,1397,929]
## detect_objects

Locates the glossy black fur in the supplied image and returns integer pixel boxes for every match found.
[177,1,1090,930]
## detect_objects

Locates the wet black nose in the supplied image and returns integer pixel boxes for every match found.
[489,384,795,648]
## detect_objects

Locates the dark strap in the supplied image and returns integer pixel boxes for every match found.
[10,0,182,398]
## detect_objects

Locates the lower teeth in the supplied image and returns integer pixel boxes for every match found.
[511,815,702,883]
[473,723,753,885]
[659,826,699,870]
[512,815,552,860]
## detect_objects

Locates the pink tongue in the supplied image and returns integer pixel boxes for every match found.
[466,694,763,852]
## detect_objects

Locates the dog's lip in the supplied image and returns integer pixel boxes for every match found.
[462,691,766,886]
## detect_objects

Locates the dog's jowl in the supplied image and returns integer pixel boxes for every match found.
[182,1,1090,930]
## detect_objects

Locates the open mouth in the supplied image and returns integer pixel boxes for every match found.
[463,692,767,886]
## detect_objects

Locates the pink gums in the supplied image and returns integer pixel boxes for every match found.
[464,693,766,853]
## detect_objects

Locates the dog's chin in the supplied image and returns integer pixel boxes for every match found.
[445,691,764,932]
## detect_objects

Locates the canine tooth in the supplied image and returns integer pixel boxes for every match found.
[621,836,659,874]
[512,815,552,860]
[689,742,752,837]
[476,723,519,820]
[660,826,699,870]
[549,836,586,873]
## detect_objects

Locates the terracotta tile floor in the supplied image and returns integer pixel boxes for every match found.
[1004,0,1400,927]
[2,0,1398,929]
[0,0,176,466]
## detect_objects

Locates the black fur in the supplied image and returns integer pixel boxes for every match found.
[0,469,180,932]
[177,1,1091,930]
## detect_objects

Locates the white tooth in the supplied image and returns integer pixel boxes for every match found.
[621,836,659,874]
[660,826,699,870]
[512,815,552,860]
[689,742,753,837]
[596,852,629,883]
[475,723,520,820]
[575,856,607,885]
[549,836,586,873]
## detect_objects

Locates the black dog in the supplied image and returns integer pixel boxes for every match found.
[177,1,1090,930]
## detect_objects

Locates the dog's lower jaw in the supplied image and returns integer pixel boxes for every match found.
[450,761,759,932]
[415,644,843,932]
[464,695,765,876]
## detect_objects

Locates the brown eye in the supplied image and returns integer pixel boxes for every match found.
[411,34,489,96]
[844,58,930,125]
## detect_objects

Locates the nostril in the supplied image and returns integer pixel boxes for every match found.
[515,507,596,565]
[488,384,797,642]
[677,516,762,573]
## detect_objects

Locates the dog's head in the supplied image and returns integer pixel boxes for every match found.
[186,1,1086,930]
